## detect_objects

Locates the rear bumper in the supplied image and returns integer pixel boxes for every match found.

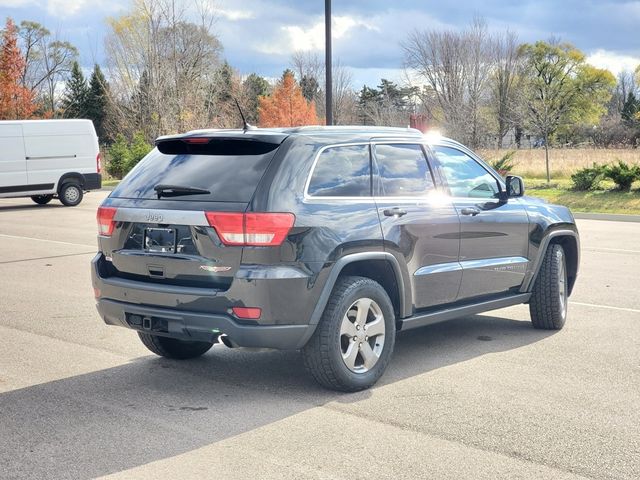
[91,253,319,349]
[96,298,314,349]
[83,173,102,190]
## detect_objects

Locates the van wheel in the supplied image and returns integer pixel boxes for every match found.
[138,332,214,359]
[529,244,568,330]
[302,276,396,392]
[59,182,83,206]
[31,195,53,205]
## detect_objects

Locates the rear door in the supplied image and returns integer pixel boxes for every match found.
[0,123,27,190]
[373,142,461,311]
[23,121,97,186]
[99,136,285,291]
[429,144,529,301]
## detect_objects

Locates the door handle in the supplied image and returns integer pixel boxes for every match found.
[460,207,481,216]
[383,208,407,217]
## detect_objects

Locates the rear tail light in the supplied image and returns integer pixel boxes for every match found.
[96,153,102,174]
[205,212,295,246]
[97,206,117,236]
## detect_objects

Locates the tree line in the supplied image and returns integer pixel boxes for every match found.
[1,2,639,180]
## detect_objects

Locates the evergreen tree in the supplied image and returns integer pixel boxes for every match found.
[621,92,640,126]
[300,75,319,102]
[60,61,89,118]
[243,73,270,124]
[86,65,109,142]
[106,134,130,179]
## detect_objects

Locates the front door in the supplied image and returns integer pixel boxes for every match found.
[429,145,529,301]
[373,142,461,311]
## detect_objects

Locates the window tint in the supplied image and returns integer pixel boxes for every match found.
[307,144,371,197]
[432,146,499,198]
[111,142,279,202]
[374,144,434,196]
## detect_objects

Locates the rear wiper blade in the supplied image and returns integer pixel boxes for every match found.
[154,184,211,198]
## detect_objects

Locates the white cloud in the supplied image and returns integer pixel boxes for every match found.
[47,0,89,16]
[218,8,255,21]
[259,15,378,54]
[0,0,33,7]
[4,0,124,17]
[587,49,640,75]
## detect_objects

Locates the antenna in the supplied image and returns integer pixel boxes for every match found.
[233,97,255,131]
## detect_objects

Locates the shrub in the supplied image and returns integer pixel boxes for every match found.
[571,163,606,191]
[603,161,640,192]
[125,131,153,173]
[489,150,517,176]
[106,134,131,179]
[107,131,153,178]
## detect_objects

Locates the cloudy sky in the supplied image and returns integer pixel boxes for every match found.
[2,0,640,87]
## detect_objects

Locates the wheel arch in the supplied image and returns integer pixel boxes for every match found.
[522,229,580,295]
[309,253,408,326]
[56,172,85,193]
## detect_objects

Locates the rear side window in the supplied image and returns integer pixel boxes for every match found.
[307,144,371,197]
[373,143,434,196]
[111,140,281,202]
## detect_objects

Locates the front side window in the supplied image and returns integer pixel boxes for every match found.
[373,143,434,197]
[307,144,371,197]
[432,146,499,199]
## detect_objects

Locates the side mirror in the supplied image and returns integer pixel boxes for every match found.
[506,175,525,198]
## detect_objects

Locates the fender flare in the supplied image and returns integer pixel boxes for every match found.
[57,172,86,193]
[294,252,407,349]
[520,229,580,293]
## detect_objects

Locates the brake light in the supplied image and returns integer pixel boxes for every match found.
[205,212,295,246]
[183,137,211,144]
[96,152,102,173]
[97,206,117,236]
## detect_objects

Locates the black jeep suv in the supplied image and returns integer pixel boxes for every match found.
[92,126,579,391]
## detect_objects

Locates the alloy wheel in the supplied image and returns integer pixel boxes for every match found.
[339,297,386,373]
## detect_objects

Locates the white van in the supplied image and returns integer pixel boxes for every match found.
[0,119,101,206]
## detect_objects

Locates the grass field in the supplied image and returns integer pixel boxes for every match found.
[479,148,640,178]
[524,179,640,215]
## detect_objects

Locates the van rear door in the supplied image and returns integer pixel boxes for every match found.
[0,123,27,190]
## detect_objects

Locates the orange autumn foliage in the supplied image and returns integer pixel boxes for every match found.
[258,71,319,127]
[0,19,37,120]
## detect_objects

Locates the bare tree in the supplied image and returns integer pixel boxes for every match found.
[290,52,357,125]
[612,71,638,114]
[491,29,521,147]
[463,18,494,147]
[105,0,223,140]
[403,27,469,142]
[18,21,78,113]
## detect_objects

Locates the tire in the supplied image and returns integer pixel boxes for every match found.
[59,182,83,206]
[31,195,53,205]
[138,332,213,359]
[529,244,568,330]
[302,276,396,392]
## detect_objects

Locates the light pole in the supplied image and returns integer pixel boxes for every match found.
[325,0,333,126]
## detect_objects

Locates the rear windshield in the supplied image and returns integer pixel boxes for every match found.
[111,140,281,202]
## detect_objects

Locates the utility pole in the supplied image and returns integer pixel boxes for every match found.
[325,0,333,125]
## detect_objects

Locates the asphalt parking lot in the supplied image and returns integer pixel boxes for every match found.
[0,191,638,480]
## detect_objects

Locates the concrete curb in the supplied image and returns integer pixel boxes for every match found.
[574,212,640,223]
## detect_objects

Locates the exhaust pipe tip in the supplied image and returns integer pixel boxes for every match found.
[219,334,237,348]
